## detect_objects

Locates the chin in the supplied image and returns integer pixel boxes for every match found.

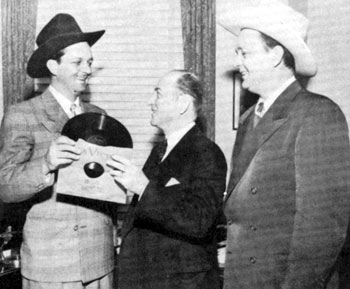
[74,84,87,92]
[241,81,249,90]
[150,118,157,127]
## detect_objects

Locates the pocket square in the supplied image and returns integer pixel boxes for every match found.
[165,178,180,187]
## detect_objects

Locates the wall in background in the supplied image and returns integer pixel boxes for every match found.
[307,0,350,129]
[215,0,237,174]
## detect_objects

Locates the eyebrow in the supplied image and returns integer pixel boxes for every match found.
[63,56,94,61]
[154,87,160,92]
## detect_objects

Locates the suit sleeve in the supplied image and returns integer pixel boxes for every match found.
[133,144,227,241]
[0,105,53,202]
[282,100,350,288]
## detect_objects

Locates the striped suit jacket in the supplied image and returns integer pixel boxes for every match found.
[224,81,350,289]
[0,90,115,283]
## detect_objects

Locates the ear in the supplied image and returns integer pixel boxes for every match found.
[177,94,192,115]
[271,45,284,68]
[46,59,58,76]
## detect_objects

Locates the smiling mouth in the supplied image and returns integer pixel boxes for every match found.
[77,77,88,83]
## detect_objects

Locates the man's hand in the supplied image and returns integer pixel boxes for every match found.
[107,155,149,195]
[45,136,81,172]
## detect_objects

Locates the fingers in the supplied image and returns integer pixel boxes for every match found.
[46,136,81,171]
[111,155,131,166]
[55,135,76,145]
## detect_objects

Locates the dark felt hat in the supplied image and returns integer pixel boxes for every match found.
[27,13,105,78]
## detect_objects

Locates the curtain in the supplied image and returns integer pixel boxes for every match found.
[181,0,216,140]
[1,0,38,110]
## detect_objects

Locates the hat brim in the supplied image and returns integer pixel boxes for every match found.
[27,30,105,78]
[218,7,317,77]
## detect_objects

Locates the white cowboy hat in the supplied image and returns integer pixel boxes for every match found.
[218,0,317,77]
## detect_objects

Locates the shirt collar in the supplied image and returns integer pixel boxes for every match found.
[162,122,196,160]
[49,85,81,118]
[255,76,296,117]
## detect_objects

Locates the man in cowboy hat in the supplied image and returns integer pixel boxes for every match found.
[0,14,115,288]
[219,0,350,288]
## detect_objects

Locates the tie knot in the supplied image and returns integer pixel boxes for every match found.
[256,102,264,113]
[157,139,168,163]
[70,103,77,117]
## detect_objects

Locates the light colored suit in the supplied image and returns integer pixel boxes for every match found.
[0,90,115,283]
[224,81,350,289]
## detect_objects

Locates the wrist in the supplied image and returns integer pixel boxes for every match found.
[44,153,54,173]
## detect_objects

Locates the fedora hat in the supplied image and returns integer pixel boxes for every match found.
[27,13,105,78]
[218,0,317,77]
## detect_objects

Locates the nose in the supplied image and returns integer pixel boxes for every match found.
[80,62,92,75]
[148,93,156,106]
[233,53,242,69]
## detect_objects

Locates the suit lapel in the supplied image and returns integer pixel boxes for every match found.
[144,126,200,186]
[157,126,200,183]
[226,81,302,200]
[32,89,69,134]
[123,126,201,239]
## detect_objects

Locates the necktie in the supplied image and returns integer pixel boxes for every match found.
[70,103,77,117]
[253,102,264,128]
[157,139,167,164]
[256,102,264,114]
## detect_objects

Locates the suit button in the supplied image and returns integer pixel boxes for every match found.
[250,257,256,264]
[250,225,257,231]
[251,187,257,194]
[227,219,233,225]
[73,225,78,231]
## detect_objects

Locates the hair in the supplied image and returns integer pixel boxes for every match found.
[172,70,203,114]
[259,32,295,72]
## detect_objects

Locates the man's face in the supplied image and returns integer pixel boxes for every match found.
[148,73,180,130]
[235,29,275,95]
[54,42,93,96]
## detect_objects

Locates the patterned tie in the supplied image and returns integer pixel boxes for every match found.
[253,102,264,128]
[256,102,264,114]
[70,103,77,117]
[157,138,168,164]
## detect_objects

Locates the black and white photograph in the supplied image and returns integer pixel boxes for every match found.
[0,0,350,288]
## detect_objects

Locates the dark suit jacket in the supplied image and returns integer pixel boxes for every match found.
[224,81,350,289]
[118,125,227,289]
[0,90,115,283]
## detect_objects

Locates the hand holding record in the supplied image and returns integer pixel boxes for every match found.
[61,112,132,178]
[57,113,133,203]
[45,135,81,172]
[107,154,149,195]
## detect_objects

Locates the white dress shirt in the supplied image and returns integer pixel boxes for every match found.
[49,85,82,118]
[136,122,196,199]
[255,76,296,117]
[162,121,196,161]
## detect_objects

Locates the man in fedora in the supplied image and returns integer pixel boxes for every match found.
[0,14,115,288]
[219,0,350,288]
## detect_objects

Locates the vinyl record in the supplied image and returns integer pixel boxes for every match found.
[62,112,132,148]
